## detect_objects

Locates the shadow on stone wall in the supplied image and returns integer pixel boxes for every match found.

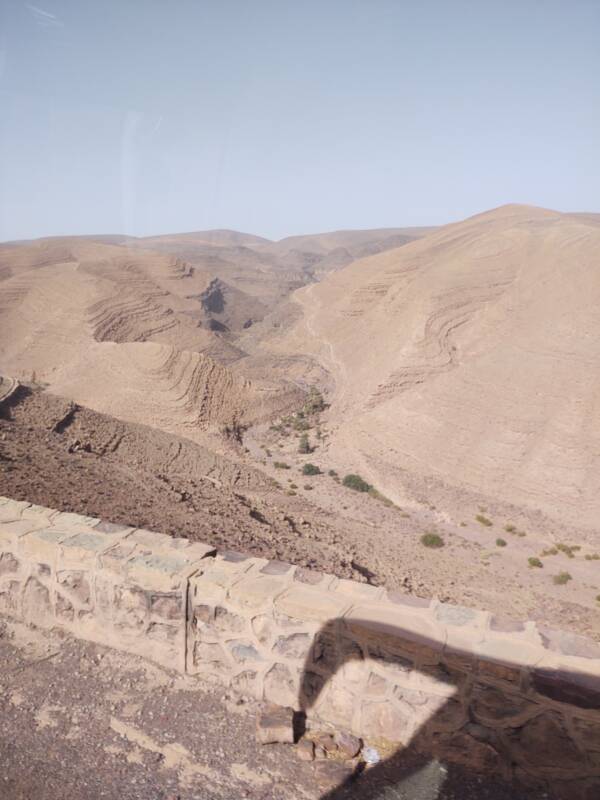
[298,618,600,800]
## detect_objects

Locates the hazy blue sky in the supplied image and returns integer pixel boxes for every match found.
[1,0,599,241]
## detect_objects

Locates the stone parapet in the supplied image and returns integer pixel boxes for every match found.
[0,496,598,796]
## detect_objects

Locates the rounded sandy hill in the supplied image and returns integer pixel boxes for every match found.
[267,204,600,528]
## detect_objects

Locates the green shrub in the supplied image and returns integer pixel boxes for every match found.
[274,461,290,470]
[328,469,338,477]
[556,543,581,559]
[421,532,444,549]
[585,553,600,561]
[298,434,311,454]
[528,557,543,568]
[504,524,516,533]
[541,547,559,557]
[496,538,507,547]
[343,474,372,493]
[475,514,493,527]
[302,463,321,476]
[303,387,326,415]
[303,484,313,490]
[553,571,572,585]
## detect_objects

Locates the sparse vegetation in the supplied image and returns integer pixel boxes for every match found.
[496,538,507,547]
[553,571,572,585]
[475,514,493,527]
[273,461,290,470]
[421,532,445,548]
[298,434,311,454]
[541,547,559,557]
[302,463,321,476]
[343,473,372,493]
[556,543,581,559]
[504,524,516,533]
[302,387,326,415]
[303,484,313,490]
[528,557,543,569]
[585,553,600,561]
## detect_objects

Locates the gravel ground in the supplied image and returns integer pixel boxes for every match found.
[0,617,547,800]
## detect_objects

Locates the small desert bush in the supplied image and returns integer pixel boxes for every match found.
[303,484,313,490]
[343,474,372,493]
[421,532,444,549]
[303,387,326,415]
[328,469,338,477]
[274,461,290,470]
[556,543,581,559]
[298,434,311,454]
[504,524,516,533]
[475,514,493,527]
[302,463,321,476]
[496,538,507,547]
[541,547,558,557]
[585,553,600,561]
[528,557,543,569]
[553,571,572,585]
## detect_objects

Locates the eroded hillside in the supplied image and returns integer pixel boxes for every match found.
[265,205,600,530]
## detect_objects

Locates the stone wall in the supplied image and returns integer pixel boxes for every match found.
[1,496,599,797]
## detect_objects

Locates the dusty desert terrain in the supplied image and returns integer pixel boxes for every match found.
[1,206,599,639]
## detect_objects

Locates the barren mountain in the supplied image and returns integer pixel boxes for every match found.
[1,207,599,636]
[0,238,300,444]
[267,204,600,529]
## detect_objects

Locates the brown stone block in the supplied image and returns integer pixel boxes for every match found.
[22,575,52,625]
[231,669,259,697]
[55,593,75,622]
[275,585,349,622]
[193,640,228,670]
[361,699,409,742]
[572,717,600,751]
[0,579,20,614]
[538,627,600,660]
[256,704,295,745]
[150,594,181,621]
[273,632,312,660]
[57,570,91,606]
[61,530,128,569]
[229,575,288,611]
[113,586,148,631]
[429,731,501,773]
[344,605,444,662]
[263,663,299,708]
[532,668,600,710]
[147,622,178,642]
[0,552,20,576]
[471,684,535,728]
[510,712,586,772]
[20,528,70,567]
[317,685,356,729]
